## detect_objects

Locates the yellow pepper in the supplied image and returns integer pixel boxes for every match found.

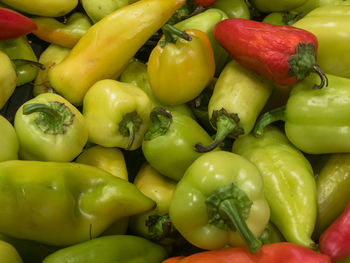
[0,50,16,110]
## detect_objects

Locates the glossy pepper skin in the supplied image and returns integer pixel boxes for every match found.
[162,243,331,263]
[1,0,78,17]
[0,240,23,263]
[0,115,18,161]
[0,8,37,40]
[0,160,155,246]
[313,154,350,240]
[169,151,270,253]
[213,18,327,88]
[319,202,350,261]
[83,79,151,150]
[0,36,40,86]
[255,73,350,154]
[49,0,185,105]
[293,5,350,79]
[142,107,214,181]
[148,25,215,106]
[31,13,92,48]
[292,0,350,18]
[42,235,167,263]
[120,59,194,118]
[174,8,229,76]
[0,50,16,110]
[233,125,317,249]
[250,0,307,12]
[211,0,250,19]
[14,93,88,162]
[194,60,273,153]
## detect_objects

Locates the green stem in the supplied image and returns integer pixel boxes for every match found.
[253,106,286,137]
[219,199,262,254]
[125,121,135,150]
[160,24,192,48]
[12,59,46,70]
[146,214,175,242]
[144,107,172,141]
[312,64,328,89]
[23,103,60,119]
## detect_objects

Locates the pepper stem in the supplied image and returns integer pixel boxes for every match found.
[146,214,176,242]
[160,24,192,48]
[23,103,61,119]
[144,107,172,141]
[312,64,328,89]
[125,122,135,150]
[253,106,286,137]
[12,59,46,70]
[219,199,262,254]
[119,111,142,150]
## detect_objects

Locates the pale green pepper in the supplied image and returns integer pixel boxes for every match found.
[0,240,22,263]
[0,115,18,161]
[0,50,16,110]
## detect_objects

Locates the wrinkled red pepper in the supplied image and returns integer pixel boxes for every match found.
[319,202,350,262]
[194,0,217,7]
[213,18,327,89]
[0,8,37,40]
[162,243,331,263]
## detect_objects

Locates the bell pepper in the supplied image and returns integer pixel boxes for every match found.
[262,12,301,26]
[0,240,23,263]
[169,150,270,253]
[319,202,350,261]
[148,24,215,106]
[0,7,37,40]
[213,18,327,88]
[293,5,350,79]
[81,0,139,23]
[194,60,273,153]
[33,44,70,96]
[211,0,250,19]
[14,93,88,162]
[0,36,40,86]
[42,235,167,263]
[174,8,229,76]
[83,79,151,150]
[233,125,317,249]
[1,0,78,17]
[31,13,92,48]
[119,59,194,118]
[163,256,185,263]
[259,222,285,245]
[312,154,350,240]
[0,115,18,161]
[162,242,331,263]
[254,73,350,154]
[249,0,307,12]
[49,0,185,105]
[142,107,214,181]
[0,160,155,246]
[0,50,16,110]
[292,0,350,18]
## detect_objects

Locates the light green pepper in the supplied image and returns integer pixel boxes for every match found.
[0,240,22,263]
[0,115,18,161]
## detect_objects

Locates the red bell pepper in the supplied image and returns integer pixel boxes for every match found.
[162,243,331,263]
[194,0,217,7]
[213,18,327,89]
[162,256,185,263]
[0,8,37,40]
[319,202,350,262]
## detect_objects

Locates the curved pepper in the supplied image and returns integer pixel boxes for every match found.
[233,125,317,249]
[0,240,23,263]
[31,13,92,48]
[119,59,194,118]
[83,79,151,150]
[0,115,18,161]
[0,160,155,246]
[169,150,270,253]
[1,0,78,17]
[0,50,16,110]
[194,60,273,153]
[42,235,167,263]
[293,5,350,79]
[249,0,307,12]
[211,0,250,19]
[148,25,215,106]
[14,93,88,162]
[142,107,214,181]
[49,0,185,105]
[0,36,40,86]
[254,73,350,154]
[312,154,350,240]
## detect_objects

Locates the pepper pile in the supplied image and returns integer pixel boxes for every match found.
[1,0,350,262]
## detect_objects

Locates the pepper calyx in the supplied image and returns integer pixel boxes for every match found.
[160,23,192,48]
[146,213,176,242]
[119,111,142,150]
[144,107,172,141]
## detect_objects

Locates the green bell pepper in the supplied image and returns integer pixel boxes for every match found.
[255,73,350,154]
[233,125,317,249]
[0,115,18,161]
[42,235,167,263]
[249,0,307,12]
[14,93,88,162]
[292,0,350,17]
[142,107,214,181]
[312,154,350,240]
[83,79,152,150]
[174,8,229,75]
[262,12,301,25]
[259,222,285,245]
[0,160,155,246]
[211,0,250,19]
[169,150,270,253]
[293,5,350,79]
[119,59,194,118]
[0,240,22,263]
[0,50,16,110]
[0,36,39,87]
